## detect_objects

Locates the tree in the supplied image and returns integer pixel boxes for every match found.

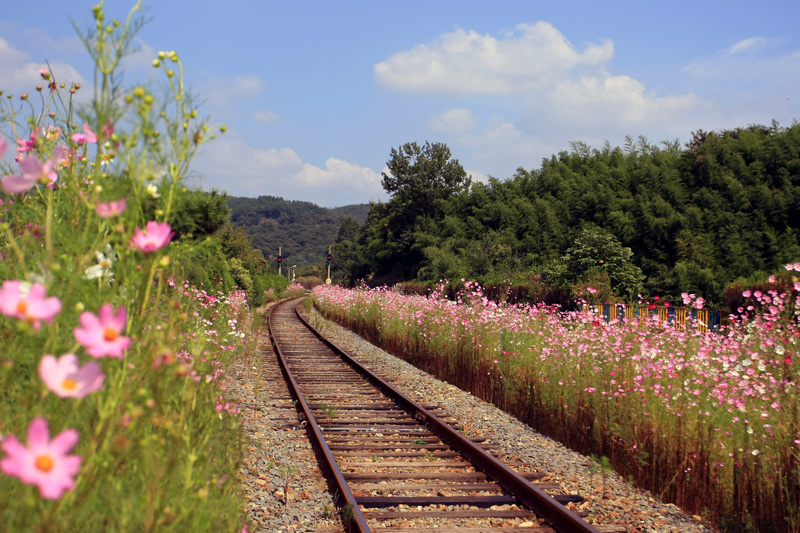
[547,227,644,299]
[332,216,360,284]
[381,141,471,222]
[354,142,471,280]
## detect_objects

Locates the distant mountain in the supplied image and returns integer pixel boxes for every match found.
[227,195,370,266]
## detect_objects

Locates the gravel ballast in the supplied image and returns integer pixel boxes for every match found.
[233,302,715,532]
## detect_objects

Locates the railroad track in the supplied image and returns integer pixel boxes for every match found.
[269,298,609,533]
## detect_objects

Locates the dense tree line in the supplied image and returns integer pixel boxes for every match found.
[345,123,800,306]
[165,189,290,306]
[227,195,369,266]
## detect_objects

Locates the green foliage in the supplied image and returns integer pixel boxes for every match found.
[358,141,471,280]
[214,223,283,307]
[174,236,235,291]
[0,4,247,530]
[331,216,361,284]
[349,124,800,305]
[546,227,644,299]
[381,141,471,221]
[227,195,369,267]
[227,257,254,295]
[169,188,231,238]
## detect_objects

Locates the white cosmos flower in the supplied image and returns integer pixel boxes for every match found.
[83,244,117,280]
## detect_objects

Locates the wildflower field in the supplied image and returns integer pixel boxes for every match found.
[0,3,259,530]
[313,280,800,532]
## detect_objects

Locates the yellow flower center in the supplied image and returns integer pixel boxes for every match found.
[16,301,27,314]
[62,378,78,390]
[35,455,54,472]
[104,328,118,342]
[101,260,110,268]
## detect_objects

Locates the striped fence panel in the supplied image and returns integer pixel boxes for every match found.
[585,303,726,331]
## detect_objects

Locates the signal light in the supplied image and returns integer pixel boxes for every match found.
[277,255,282,264]
[326,253,332,264]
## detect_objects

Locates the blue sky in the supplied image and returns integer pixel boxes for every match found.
[1,1,798,207]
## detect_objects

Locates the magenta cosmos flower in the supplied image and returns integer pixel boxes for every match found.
[70,123,97,145]
[96,197,126,218]
[73,303,132,358]
[130,221,174,253]
[0,281,62,330]
[1,417,82,499]
[16,128,38,153]
[39,354,105,398]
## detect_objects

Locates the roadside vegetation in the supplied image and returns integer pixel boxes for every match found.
[0,3,284,530]
[313,280,800,532]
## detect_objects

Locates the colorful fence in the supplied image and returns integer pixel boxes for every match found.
[584,303,726,332]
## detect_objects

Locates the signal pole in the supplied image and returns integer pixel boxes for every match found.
[326,244,332,283]
[278,246,282,277]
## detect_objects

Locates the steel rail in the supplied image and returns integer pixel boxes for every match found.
[296,300,600,533]
[268,299,371,533]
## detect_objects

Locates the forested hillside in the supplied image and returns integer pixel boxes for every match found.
[347,124,800,306]
[227,195,370,265]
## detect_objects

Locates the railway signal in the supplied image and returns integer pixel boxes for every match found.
[326,245,332,282]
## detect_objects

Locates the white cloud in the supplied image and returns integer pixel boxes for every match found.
[198,73,267,109]
[427,108,477,134]
[253,110,281,123]
[375,21,708,135]
[0,36,87,95]
[550,74,700,126]
[190,134,386,207]
[229,75,267,97]
[374,22,612,95]
[727,37,767,55]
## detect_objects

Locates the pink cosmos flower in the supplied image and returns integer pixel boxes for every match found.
[130,221,174,253]
[1,155,59,194]
[96,197,127,218]
[16,128,38,153]
[73,303,132,358]
[0,417,82,499]
[0,136,7,159]
[71,123,97,145]
[39,353,105,398]
[0,281,62,329]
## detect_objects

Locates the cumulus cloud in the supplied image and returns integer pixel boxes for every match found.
[191,134,386,207]
[549,74,701,126]
[375,21,708,134]
[375,22,612,95]
[426,108,477,134]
